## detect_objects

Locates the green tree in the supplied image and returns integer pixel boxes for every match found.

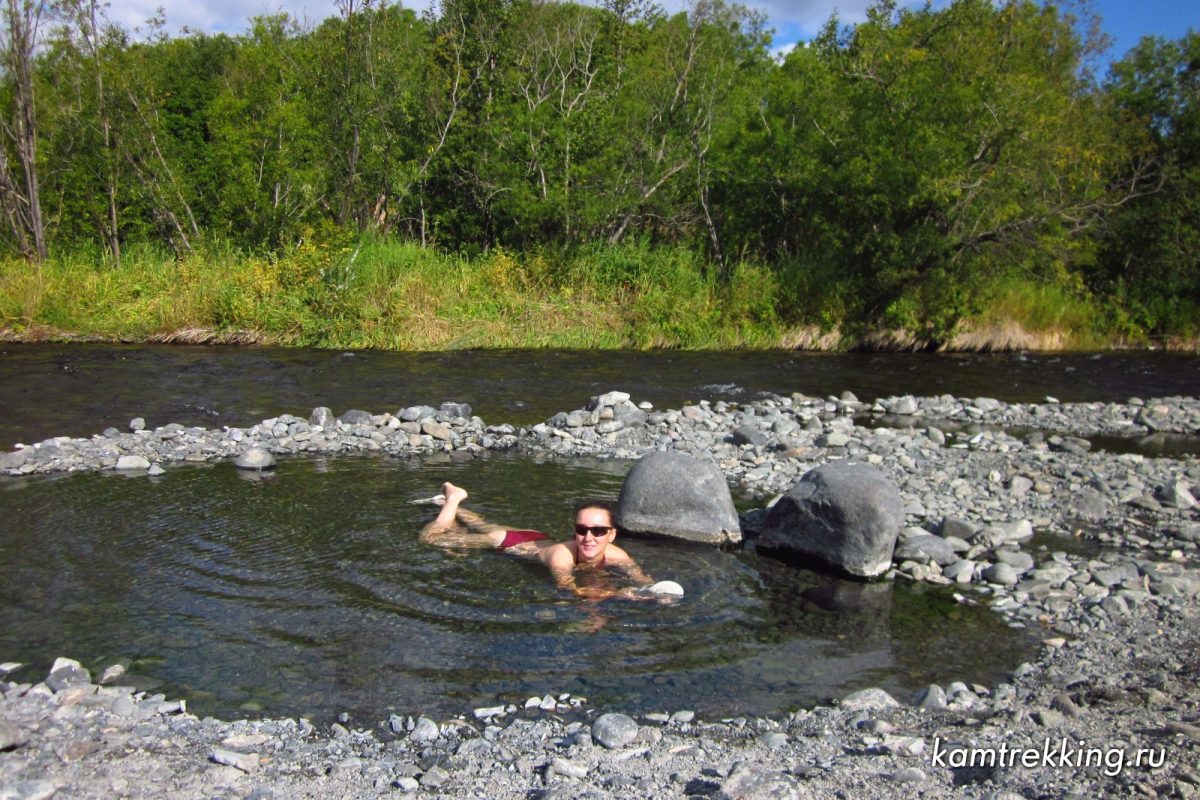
[207,14,324,247]
[747,0,1127,334]
[1096,32,1200,336]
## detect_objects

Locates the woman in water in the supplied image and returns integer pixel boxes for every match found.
[419,482,659,600]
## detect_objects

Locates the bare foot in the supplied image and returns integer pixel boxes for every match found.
[441,482,468,505]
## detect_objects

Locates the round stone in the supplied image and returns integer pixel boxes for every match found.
[235,448,276,471]
[591,713,638,749]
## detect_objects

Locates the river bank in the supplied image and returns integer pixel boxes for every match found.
[6,321,1198,353]
[2,391,1198,797]
[4,240,1193,353]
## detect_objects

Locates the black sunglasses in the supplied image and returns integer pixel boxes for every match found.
[574,524,613,538]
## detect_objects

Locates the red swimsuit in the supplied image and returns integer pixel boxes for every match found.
[500,529,550,549]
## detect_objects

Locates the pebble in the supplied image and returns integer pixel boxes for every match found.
[409,717,439,742]
[892,767,927,783]
[841,688,900,712]
[913,684,948,711]
[549,758,587,780]
[719,766,804,800]
[210,747,259,773]
[419,766,449,787]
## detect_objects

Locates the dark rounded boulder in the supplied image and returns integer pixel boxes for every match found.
[615,451,741,545]
[755,460,903,578]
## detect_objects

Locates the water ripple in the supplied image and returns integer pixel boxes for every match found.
[0,453,1036,720]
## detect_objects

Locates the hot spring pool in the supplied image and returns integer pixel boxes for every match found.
[0,452,1036,722]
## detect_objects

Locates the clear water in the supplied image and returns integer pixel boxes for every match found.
[0,452,1036,722]
[1,344,1197,448]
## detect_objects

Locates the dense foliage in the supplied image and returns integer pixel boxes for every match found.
[0,0,1196,346]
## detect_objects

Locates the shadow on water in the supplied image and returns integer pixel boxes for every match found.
[0,453,1036,721]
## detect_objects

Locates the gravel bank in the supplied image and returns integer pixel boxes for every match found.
[2,391,1198,798]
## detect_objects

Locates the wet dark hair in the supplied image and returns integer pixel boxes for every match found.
[574,498,617,526]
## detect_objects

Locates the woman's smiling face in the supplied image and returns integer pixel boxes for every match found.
[574,506,614,562]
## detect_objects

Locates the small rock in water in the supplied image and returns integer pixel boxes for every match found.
[129,417,146,432]
[592,713,639,749]
[235,448,276,471]
[115,455,151,471]
[98,663,127,684]
[641,580,684,597]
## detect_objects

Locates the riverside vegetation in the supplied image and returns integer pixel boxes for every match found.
[0,0,1197,350]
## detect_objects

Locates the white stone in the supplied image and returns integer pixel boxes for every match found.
[115,455,151,470]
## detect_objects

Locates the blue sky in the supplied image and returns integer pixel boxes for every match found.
[108,0,1196,69]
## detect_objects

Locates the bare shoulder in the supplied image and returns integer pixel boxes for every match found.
[603,543,636,564]
[540,541,577,568]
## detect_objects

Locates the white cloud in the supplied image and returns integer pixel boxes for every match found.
[106,0,340,38]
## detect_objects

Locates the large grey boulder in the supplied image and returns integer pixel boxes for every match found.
[616,451,741,544]
[755,460,903,578]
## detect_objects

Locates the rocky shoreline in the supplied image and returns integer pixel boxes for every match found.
[2,391,1199,798]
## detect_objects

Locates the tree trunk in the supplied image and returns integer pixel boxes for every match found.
[1,0,47,261]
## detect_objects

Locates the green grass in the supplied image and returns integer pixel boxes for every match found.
[0,236,1186,350]
[0,236,797,349]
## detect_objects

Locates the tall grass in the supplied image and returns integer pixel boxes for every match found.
[0,236,794,349]
[0,237,1171,350]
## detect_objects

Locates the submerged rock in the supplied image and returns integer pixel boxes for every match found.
[615,451,742,544]
[235,448,276,471]
[754,461,903,578]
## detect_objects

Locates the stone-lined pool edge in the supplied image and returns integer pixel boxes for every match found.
[2,392,1198,798]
